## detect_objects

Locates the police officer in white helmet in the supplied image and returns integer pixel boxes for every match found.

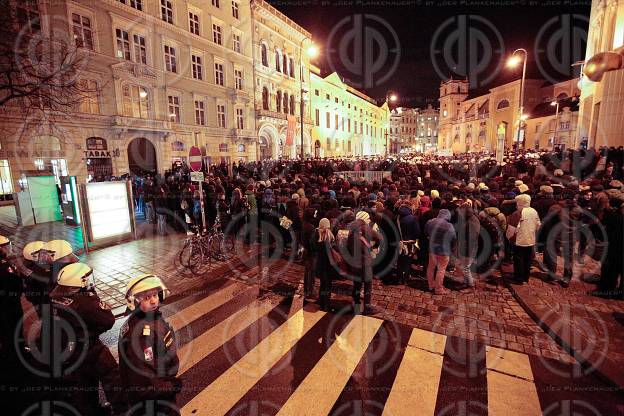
[0,235,24,360]
[48,262,124,415]
[119,274,181,415]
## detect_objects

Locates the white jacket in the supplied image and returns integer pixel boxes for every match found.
[516,207,540,247]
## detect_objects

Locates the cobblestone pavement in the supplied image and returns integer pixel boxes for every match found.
[509,253,624,389]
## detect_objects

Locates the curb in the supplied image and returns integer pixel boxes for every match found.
[504,275,624,392]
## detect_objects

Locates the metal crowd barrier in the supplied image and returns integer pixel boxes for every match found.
[336,171,392,183]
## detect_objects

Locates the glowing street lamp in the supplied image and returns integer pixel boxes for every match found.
[551,100,560,149]
[299,39,318,160]
[507,48,528,153]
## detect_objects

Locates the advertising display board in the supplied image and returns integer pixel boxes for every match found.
[83,182,132,242]
[27,176,62,223]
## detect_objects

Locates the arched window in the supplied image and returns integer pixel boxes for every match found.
[276,91,282,112]
[497,99,510,110]
[261,43,268,67]
[237,144,245,152]
[283,92,289,114]
[454,134,460,143]
[262,87,269,110]
[289,57,295,77]
[557,92,568,100]
[275,50,281,72]
[289,95,295,115]
[283,54,288,76]
[479,129,486,143]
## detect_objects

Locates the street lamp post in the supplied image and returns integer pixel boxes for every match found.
[299,39,318,160]
[551,100,560,150]
[385,93,397,157]
[508,48,528,154]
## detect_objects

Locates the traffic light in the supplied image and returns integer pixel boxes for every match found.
[583,46,624,82]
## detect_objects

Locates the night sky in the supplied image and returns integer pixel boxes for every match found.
[266,0,592,108]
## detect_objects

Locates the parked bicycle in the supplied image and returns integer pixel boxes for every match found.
[178,219,235,274]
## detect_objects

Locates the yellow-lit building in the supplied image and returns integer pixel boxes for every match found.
[310,69,389,158]
[389,105,439,153]
[577,0,624,148]
[0,0,256,192]
[438,78,579,153]
[250,0,314,159]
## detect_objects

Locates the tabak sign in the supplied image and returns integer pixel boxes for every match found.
[84,137,120,159]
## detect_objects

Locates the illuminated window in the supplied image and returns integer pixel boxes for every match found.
[122,85,149,118]
[168,95,180,123]
[77,80,99,114]
[115,29,131,60]
[72,13,93,50]
[497,100,510,109]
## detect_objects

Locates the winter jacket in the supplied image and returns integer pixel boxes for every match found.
[507,197,541,247]
[425,209,457,256]
[397,206,420,241]
[454,207,480,259]
[532,194,556,220]
[244,190,258,214]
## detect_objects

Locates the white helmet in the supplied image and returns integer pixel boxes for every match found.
[39,240,73,263]
[125,274,170,311]
[23,241,46,262]
[51,263,93,297]
[0,235,10,247]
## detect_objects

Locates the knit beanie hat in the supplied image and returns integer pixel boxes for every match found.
[319,218,331,230]
[355,210,370,224]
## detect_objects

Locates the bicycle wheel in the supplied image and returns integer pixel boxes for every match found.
[209,234,226,261]
[179,240,204,274]
[220,234,235,258]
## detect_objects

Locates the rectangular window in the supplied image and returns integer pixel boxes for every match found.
[194,100,205,125]
[342,117,345,131]
[217,104,226,127]
[214,62,224,86]
[189,12,200,35]
[348,119,351,132]
[354,120,358,133]
[168,95,180,123]
[191,54,203,80]
[133,34,147,64]
[315,109,320,126]
[233,33,241,53]
[16,4,41,34]
[212,0,220,7]
[122,85,149,118]
[326,112,330,128]
[234,69,243,90]
[335,114,338,130]
[118,0,143,10]
[78,79,99,114]
[72,13,93,50]
[116,29,131,60]
[326,93,330,100]
[161,0,174,24]
[164,45,177,73]
[212,24,222,45]
[231,1,239,19]
[236,108,244,129]
[315,89,319,96]
[0,160,14,196]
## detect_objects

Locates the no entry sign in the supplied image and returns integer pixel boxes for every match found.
[189,146,202,171]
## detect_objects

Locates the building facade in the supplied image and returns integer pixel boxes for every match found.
[388,105,439,153]
[438,78,579,153]
[310,70,389,158]
[250,0,314,160]
[578,0,624,148]
[0,0,257,193]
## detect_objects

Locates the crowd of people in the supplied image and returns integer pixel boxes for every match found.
[128,147,623,314]
[1,146,623,415]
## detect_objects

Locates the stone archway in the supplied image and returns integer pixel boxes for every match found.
[128,137,157,175]
[258,123,280,160]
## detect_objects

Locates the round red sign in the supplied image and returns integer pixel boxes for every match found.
[189,146,202,171]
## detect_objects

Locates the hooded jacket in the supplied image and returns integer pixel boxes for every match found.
[397,205,420,241]
[425,209,456,256]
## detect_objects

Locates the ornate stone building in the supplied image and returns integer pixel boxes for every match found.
[388,105,439,153]
[438,78,579,153]
[578,0,624,148]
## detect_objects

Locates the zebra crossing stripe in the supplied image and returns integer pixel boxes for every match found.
[177,298,275,375]
[382,328,446,416]
[167,282,252,331]
[486,346,542,415]
[180,308,326,416]
[276,315,384,416]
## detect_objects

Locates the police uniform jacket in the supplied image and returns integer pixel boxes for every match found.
[0,257,24,358]
[118,309,180,403]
